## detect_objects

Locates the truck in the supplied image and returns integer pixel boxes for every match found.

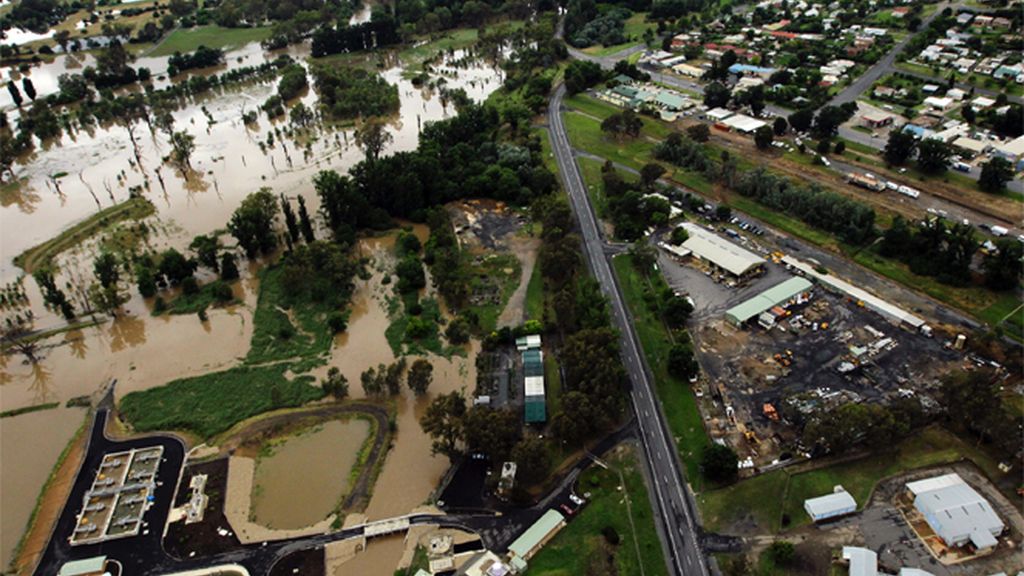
[847,173,886,191]
[990,225,1009,237]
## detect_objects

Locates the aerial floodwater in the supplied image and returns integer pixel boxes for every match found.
[250,418,371,530]
[0,33,503,569]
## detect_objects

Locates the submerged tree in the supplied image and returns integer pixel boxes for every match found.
[420,390,467,461]
[355,117,393,162]
[228,188,279,258]
[169,130,195,175]
[407,358,433,396]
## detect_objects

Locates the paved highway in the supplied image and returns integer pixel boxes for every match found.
[548,83,710,576]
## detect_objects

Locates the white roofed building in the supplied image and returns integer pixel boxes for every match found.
[679,223,766,278]
[908,473,1005,550]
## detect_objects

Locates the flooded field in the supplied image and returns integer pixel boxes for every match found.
[0,33,502,570]
[250,418,371,530]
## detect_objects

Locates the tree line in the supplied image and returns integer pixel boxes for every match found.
[880,216,1021,290]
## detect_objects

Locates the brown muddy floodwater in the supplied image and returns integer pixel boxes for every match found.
[0,407,88,567]
[332,534,407,576]
[323,231,480,526]
[0,39,499,570]
[250,418,371,530]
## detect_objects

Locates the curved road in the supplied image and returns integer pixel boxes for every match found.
[548,83,709,576]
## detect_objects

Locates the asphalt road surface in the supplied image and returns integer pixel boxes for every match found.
[548,83,710,576]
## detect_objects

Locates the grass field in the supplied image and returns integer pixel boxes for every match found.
[119,365,324,438]
[14,197,155,273]
[612,255,709,479]
[580,13,650,57]
[246,266,336,365]
[527,444,668,576]
[564,112,656,172]
[699,426,1004,534]
[466,252,522,333]
[149,25,273,57]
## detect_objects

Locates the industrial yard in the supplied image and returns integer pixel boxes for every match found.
[654,220,967,469]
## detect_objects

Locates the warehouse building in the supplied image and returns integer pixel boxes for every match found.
[678,223,766,279]
[841,547,938,576]
[804,486,857,522]
[725,277,813,327]
[721,113,768,134]
[908,473,1004,550]
[507,509,566,571]
[842,547,878,576]
[521,337,546,424]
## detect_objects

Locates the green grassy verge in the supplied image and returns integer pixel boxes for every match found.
[699,426,1004,534]
[120,364,324,438]
[0,402,60,419]
[579,157,611,217]
[612,255,709,479]
[544,352,563,419]
[536,126,559,176]
[525,262,545,322]
[14,197,155,273]
[149,25,274,57]
[527,444,669,576]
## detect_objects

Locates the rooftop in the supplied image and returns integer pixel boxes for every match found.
[842,547,878,576]
[58,557,107,576]
[804,488,856,518]
[726,277,813,324]
[680,223,765,277]
[508,509,564,559]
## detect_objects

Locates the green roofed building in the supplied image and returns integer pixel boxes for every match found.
[58,557,108,576]
[654,91,688,111]
[523,348,547,423]
[725,277,813,327]
[508,509,566,566]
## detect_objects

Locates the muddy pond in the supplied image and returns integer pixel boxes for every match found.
[250,418,371,530]
[0,34,503,569]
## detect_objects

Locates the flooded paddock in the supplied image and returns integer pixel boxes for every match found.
[0,35,501,570]
[249,418,371,530]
